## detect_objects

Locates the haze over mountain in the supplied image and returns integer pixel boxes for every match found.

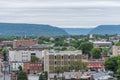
[63,28,93,35]
[89,25,120,35]
[64,25,120,35]
[0,23,68,36]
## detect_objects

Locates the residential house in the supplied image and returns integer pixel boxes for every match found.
[10,61,24,72]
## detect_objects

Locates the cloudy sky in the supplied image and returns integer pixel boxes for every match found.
[0,0,120,28]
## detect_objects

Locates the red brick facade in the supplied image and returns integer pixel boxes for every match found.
[83,60,104,69]
[23,62,42,74]
[13,39,38,48]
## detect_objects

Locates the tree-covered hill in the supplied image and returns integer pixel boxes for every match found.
[0,23,68,36]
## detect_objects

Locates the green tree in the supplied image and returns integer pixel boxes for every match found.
[91,48,101,59]
[70,61,87,71]
[55,66,63,73]
[115,42,120,46]
[63,66,69,72]
[2,48,8,61]
[31,56,39,62]
[117,59,120,74]
[17,71,28,80]
[79,42,93,55]
[102,47,109,55]
[18,66,22,72]
[39,73,43,80]
[39,71,48,80]
[61,47,67,51]
[104,56,119,73]
[44,71,48,80]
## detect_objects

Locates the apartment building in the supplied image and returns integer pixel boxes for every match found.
[44,50,82,73]
[112,46,120,56]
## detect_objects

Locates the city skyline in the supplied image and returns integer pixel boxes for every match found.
[0,0,120,28]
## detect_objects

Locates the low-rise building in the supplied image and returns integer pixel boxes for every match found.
[83,59,105,71]
[93,41,112,48]
[44,50,82,73]
[10,61,24,72]
[9,50,43,62]
[112,45,120,56]
[13,39,38,48]
[24,62,42,74]
[11,72,18,80]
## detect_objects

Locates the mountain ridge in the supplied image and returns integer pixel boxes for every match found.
[89,25,120,34]
[0,23,68,36]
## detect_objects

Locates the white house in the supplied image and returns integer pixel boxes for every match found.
[10,61,24,72]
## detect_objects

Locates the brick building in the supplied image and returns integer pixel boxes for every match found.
[83,60,105,71]
[13,39,38,48]
[24,62,42,74]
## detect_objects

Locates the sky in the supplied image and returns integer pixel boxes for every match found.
[0,0,120,28]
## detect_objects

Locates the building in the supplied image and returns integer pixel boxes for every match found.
[10,61,24,72]
[1,41,13,47]
[112,46,120,56]
[13,39,38,48]
[0,59,2,72]
[9,49,44,62]
[24,62,42,74]
[44,50,82,73]
[11,72,18,80]
[83,59,105,71]
[93,41,112,48]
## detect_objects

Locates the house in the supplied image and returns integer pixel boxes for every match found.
[10,61,24,72]
[23,62,42,74]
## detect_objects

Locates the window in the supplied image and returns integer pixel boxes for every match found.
[75,56,77,59]
[55,56,56,59]
[68,56,70,59]
[68,61,70,64]
[55,61,56,65]
[62,56,63,59]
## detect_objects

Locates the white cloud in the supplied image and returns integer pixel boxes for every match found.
[0,1,120,8]
[0,0,120,28]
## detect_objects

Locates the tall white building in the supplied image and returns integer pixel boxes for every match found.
[9,50,44,62]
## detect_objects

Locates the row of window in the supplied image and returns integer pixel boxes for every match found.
[50,56,81,59]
